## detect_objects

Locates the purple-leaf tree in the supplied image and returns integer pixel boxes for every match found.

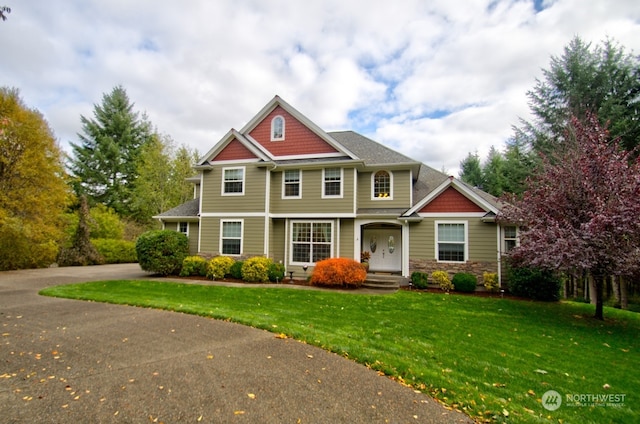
[499,114,640,320]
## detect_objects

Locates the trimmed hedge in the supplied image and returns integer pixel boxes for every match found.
[136,230,189,276]
[452,272,477,292]
[92,238,137,264]
[310,257,367,288]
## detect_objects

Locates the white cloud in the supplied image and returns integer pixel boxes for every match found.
[2,0,639,177]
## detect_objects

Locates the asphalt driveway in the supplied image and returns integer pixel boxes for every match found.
[0,264,472,423]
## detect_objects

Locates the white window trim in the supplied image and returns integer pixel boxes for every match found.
[502,225,519,253]
[282,169,302,199]
[221,166,245,196]
[178,222,189,237]
[271,115,285,141]
[289,220,334,265]
[220,219,244,256]
[435,220,468,263]
[371,170,393,200]
[322,167,344,199]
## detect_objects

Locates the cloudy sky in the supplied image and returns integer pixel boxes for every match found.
[2,0,639,175]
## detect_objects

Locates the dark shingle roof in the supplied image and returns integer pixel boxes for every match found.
[154,198,200,218]
[328,131,419,166]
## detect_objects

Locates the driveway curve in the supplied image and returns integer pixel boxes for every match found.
[0,264,472,423]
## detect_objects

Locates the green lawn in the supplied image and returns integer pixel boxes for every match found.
[40,281,639,423]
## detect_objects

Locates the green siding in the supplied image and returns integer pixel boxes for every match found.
[408,217,497,262]
[338,219,355,259]
[270,168,355,214]
[188,222,199,254]
[357,170,412,209]
[201,165,267,213]
[198,216,265,256]
[269,219,286,263]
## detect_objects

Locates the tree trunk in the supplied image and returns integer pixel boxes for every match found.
[620,276,629,310]
[588,273,597,305]
[594,274,604,320]
[611,275,620,307]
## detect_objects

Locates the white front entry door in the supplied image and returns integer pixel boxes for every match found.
[363,228,402,272]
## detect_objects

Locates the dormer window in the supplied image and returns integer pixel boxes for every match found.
[271,115,285,141]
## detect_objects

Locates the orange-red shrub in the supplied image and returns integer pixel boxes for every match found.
[310,257,367,288]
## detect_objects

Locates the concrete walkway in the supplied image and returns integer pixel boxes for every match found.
[0,264,472,423]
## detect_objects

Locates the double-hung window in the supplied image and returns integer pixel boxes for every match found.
[222,167,244,195]
[291,221,332,264]
[178,222,188,236]
[283,169,301,198]
[436,222,467,262]
[323,168,342,197]
[221,220,242,255]
[503,226,518,252]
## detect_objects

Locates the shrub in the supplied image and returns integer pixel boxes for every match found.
[310,258,367,288]
[411,271,429,289]
[136,230,189,276]
[230,260,244,279]
[431,271,453,292]
[506,264,561,301]
[92,239,137,264]
[180,256,208,277]
[452,272,477,292]
[268,262,286,282]
[207,256,236,280]
[241,256,273,283]
[483,272,500,292]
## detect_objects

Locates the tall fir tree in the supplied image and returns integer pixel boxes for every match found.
[69,85,153,217]
[459,152,483,188]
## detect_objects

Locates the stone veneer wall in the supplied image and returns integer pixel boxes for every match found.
[409,258,499,289]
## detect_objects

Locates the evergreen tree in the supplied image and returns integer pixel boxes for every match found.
[522,36,640,154]
[459,152,483,188]
[482,146,505,197]
[69,85,153,217]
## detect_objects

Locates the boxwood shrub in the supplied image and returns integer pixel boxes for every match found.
[180,256,208,277]
[241,256,273,283]
[136,230,189,276]
[268,262,285,282]
[452,272,477,292]
[411,271,429,289]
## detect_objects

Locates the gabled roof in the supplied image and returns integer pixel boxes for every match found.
[197,129,270,167]
[240,96,359,160]
[404,177,501,217]
[153,198,200,219]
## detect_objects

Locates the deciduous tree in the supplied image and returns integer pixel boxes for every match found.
[499,114,640,320]
[0,87,71,269]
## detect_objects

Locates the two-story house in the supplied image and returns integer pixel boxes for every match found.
[156,96,513,287]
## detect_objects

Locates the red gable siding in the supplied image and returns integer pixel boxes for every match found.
[212,138,258,162]
[420,187,485,213]
[249,106,339,157]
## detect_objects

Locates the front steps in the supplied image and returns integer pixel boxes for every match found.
[363,273,408,291]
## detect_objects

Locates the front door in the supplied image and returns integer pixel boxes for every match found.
[363,228,402,272]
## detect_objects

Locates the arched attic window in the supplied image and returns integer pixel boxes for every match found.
[271,115,285,141]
